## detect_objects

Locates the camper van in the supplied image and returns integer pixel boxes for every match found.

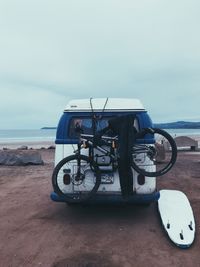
[50,98,166,204]
[50,100,197,249]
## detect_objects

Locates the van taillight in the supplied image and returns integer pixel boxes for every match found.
[63,174,71,185]
[137,174,145,185]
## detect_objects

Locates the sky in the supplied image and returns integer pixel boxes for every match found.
[0,0,200,129]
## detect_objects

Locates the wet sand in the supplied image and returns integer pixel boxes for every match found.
[0,146,200,266]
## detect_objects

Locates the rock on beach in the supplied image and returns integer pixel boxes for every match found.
[0,150,44,166]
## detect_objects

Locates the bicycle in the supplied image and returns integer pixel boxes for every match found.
[52,126,177,203]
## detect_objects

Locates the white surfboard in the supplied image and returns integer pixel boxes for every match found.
[158,190,195,248]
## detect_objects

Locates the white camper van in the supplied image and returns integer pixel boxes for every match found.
[50,98,198,249]
[51,98,177,204]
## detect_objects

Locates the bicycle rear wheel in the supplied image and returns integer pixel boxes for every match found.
[52,154,101,203]
[132,128,177,177]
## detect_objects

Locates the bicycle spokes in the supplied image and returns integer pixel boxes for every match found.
[132,128,177,177]
[52,155,101,202]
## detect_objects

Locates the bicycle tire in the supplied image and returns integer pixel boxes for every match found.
[132,128,177,177]
[52,154,101,203]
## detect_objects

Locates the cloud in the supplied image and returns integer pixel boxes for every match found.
[0,85,69,129]
[0,0,200,128]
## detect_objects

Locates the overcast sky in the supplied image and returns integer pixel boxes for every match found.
[0,0,200,129]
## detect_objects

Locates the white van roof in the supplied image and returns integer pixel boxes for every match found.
[64,98,145,112]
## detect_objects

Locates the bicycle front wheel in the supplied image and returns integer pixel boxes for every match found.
[132,128,177,177]
[52,154,101,203]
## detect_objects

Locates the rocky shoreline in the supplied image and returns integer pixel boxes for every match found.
[0,141,55,150]
[0,141,55,166]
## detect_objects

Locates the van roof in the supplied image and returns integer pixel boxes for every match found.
[64,98,145,112]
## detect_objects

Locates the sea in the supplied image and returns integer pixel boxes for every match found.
[0,129,57,143]
[162,129,200,138]
[0,128,200,144]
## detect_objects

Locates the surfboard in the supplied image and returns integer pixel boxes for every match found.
[158,190,195,248]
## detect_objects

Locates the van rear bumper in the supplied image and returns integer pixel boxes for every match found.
[50,191,160,204]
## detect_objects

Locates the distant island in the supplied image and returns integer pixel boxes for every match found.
[41,127,57,130]
[154,121,200,129]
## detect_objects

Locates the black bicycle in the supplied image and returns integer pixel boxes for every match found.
[52,127,177,203]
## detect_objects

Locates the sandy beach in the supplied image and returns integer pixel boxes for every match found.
[0,142,200,266]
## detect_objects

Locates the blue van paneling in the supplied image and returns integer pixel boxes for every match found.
[50,191,160,204]
[55,111,154,144]
[55,113,67,143]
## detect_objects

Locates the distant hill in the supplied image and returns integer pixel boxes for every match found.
[41,127,57,130]
[154,121,200,129]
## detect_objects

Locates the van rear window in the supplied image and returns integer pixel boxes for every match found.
[68,117,111,138]
[68,116,139,138]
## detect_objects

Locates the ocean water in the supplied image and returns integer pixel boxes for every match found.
[0,129,57,143]
[0,128,200,144]
[164,128,200,137]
